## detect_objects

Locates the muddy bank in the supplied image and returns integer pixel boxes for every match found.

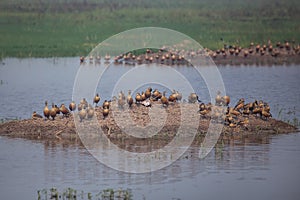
[0,102,297,148]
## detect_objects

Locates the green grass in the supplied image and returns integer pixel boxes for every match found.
[0,0,299,58]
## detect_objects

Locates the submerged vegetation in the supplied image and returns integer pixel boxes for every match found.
[0,0,299,57]
[37,187,133,200]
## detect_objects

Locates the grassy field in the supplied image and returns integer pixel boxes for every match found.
[0,0,299,58]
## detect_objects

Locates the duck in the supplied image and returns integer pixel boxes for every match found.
[43,101,50,119]
[80,56,85,64]
[54,104,60,115]
[152,89,162,101]
[79,108,87,122]
[32,111,43,119]
[141,92,146,101]
[215,91,222,105]
[176,91,182,102]
[145,87,152,99]
[127,90,133,108]
[80,98,88,108]
[102,108,109,119]
[135,93,142,104]
[104,54,111,61]
[118,95,125,109]
[222,95,230,106]
[78,103,83,111]
[102,100,110,109]
[69,101,76,111]
[188,93,199,103]
[234,98,245,111]
[161,91,169,107]
[261,108,272,120]
[93,93,100,106]
[60,104,70,117]
[50,103,57,120]
[87,104,94,119]
[168,90,177,102]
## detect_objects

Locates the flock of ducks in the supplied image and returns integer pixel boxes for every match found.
[79,40,299,65]
[208,40,300,59]
[32,88,272,129]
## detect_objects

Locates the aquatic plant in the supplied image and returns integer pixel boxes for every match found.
[37,187,133,200]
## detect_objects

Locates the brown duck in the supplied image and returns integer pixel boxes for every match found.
[43,101,50,119]
[93,93,100,106]
[127,90,133,108]
[87,104,94,119]
[79,108,87,122]
[161,91,169,107]
[50,103,57,120]
[60,104,70,117]
[103,108,109,119]
[32,111,43,119]
[69,101,76,111]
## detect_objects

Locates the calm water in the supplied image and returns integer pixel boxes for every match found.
[0,58,300,199]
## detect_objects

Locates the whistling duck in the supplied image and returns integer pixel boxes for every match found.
[78,103,83,111]
[102,108,109,119]
[93,93,100,106]
[141,92,146,101]
[152,89,162,101]
[80,56,85,64]
[168,90,177,102]
[161,91,169,107]
[79,108,87,122]
[104,54,111,61]
[60,104,70,117]
[54,104,60,115]
[175,91,182,102]
[80,98,88,108]
[87,104,94,119]
[261,108,272,120]
[127,90,133,108]
[50,103,57,120]
[43,101,50,119]
[118,95,125,109]
[69,101,76,111]
[135,93,142,104]
[32,111,43,119]
[145,87,152,99]
[222,95,230,106]
[234,98,245,111]
[103,100,110,109]
[215,91,222,105]
[188,93,199,103]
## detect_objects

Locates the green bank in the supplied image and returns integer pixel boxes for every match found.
[0,0,299,58]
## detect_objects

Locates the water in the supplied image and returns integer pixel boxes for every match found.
[0,58,300,199]
[0,134,300,200]
[0,58,299,121]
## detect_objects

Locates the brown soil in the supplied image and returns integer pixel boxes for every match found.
[0,102,297,149]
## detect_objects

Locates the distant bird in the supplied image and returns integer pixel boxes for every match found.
[43,101,50,119]
[118,94,126,109]
[93,93,100,106]
[32,111,43,119]
[69,101,76,111]
[50,103,57,120]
